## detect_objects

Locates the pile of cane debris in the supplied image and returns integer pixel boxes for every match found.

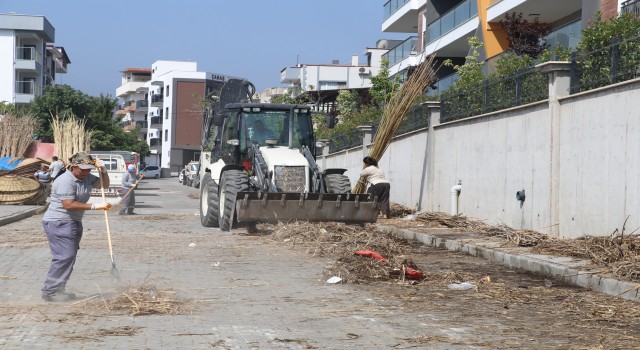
[75,284,196,317]
[270,221,423,284]
[385,208,640,283]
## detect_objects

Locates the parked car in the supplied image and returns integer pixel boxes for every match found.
[183,161,200,187]
[139,165,161,179]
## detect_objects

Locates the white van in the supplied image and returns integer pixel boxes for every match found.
[90,153,126,196]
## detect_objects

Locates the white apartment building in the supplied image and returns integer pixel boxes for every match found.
[280,49,387,111]
[144,60,234,174]
[115,68,151,141]
[382,0,626,93]
[0,13,69,106]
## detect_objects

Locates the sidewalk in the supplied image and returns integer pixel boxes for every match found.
[379,225,640,303]
[0,202,48,227]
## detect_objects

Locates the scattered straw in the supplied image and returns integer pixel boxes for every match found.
[75,284,196,317]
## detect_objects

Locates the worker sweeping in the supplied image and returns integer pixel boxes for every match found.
[119,164,138,215]
[41,152,111,302]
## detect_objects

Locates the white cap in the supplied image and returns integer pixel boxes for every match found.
[127,165,135,171]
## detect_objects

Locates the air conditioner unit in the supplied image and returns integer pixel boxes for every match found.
[358,67,370,75]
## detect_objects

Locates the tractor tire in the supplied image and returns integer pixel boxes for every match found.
[200,173,220,227]
[325,174,351,194]
[219,170,249,231]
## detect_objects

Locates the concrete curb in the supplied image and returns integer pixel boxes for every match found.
[0,203,49,227]
[378,225,640,303]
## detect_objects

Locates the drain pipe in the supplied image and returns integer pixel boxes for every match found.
[450,180,462,216]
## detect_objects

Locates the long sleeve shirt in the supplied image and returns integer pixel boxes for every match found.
[359,165,389,188]
[121,171,136,189]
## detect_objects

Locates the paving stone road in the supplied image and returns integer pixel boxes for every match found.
[1,178,639,349]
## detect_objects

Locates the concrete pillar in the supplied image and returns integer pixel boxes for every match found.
[420,101,441,212]
[317,138,329,171]
[357,125,374,157]
[537,61,571,237]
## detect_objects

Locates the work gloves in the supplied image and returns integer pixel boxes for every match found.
[91,202,112,210]
[94,159,107,173]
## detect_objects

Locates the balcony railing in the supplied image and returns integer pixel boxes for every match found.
[383,0,409,20]
[622,0,640,16]
[382,36,418,67]
[149,138,162,148]
[426,0,478,44]
[136,100,148,108]
[150,116,163,127]
[16,46,42,62]
[136,121,147,130]
[151,94,164,104]
[15,80,41,95]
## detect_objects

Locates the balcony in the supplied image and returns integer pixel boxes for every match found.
[150,116,163,128]
[149,138,162,151]
[136,121,147,132]
[382,36,418,67]
[15,46,42,72]
[135,99,148,111]
[426,0,478,45]
[280,67,301,83]
[15,80,41,103]
[486,0,582,25]
[622,0,640,16]
[382,0,427,33]
[151,94,164,107]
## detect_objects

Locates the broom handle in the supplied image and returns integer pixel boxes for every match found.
[120,174,145,202]
[96,159,115,265]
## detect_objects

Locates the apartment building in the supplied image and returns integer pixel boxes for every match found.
[0,13,70,106]
[382,0,625,93]
[280,48,387,111]
[115,68,151,141]
[144,61,234,174]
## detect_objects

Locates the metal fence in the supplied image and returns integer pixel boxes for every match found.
[440,67,547,122]
[328,104,430,154]
[570,35,640,94]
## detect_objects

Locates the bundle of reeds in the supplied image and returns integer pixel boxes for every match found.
[353,55,437,194]
[51,112,92,164]
[0,113,38,158]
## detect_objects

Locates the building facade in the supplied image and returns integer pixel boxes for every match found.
[382,0,626,93]
[280,49,387,111]
[0,13,70,106]
[144,61,233,174]
[115,68,151,142]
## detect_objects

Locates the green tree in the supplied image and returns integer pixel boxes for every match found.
[369,58,400,107]
[271,87,298,104]
[336,89,359,116]
[28,85,149,155]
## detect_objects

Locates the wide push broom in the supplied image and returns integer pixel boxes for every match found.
[352,54,437,194]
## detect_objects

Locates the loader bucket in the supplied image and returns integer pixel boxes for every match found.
[235,192,379,225]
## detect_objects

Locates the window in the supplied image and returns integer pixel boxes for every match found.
[319,81,347,90]
[164,129,168,141]
[166,85,169,97]
[165,107,169,119]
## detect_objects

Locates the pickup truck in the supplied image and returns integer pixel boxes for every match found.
[90,153,126,196]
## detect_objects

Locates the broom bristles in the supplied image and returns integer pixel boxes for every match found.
[353,54,437,194]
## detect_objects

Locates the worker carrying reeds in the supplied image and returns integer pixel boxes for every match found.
[41,152,111,302]
[359,156,391,219]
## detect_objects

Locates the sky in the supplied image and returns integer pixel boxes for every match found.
[2,0,406,98]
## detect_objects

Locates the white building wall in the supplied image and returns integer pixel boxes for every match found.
[320,77,640,239]
[0,30,15,103]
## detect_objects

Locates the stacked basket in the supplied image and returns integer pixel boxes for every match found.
[0,175,48,205]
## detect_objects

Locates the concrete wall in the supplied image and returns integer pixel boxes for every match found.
[319,66,640,239]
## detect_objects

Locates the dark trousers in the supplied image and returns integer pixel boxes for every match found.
[42,220,83,296]
[119,188,135,214]
[367,183,391,216]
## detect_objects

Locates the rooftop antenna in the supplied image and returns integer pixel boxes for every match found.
[296,54,299,67]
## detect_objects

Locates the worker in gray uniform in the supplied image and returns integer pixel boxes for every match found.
[41,152,111,302]
[119,164,138,215]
